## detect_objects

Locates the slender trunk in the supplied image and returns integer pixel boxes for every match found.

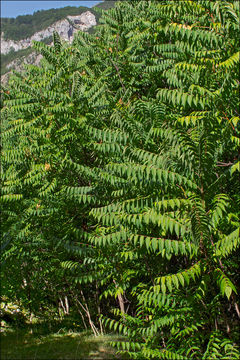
[95,283,103,335]
[59,295,69,315]
[80,289,99,336]
[113,280,125,315]
[76,307,88,330]
[70,288,99,336]
[117,293,125,314]
[65,279,100,336]
[233,296,240,318]
[64,296,69,314]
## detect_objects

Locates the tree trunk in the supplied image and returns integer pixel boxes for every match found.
[113,280,125,315]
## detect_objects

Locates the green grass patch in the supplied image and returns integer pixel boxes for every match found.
[0,328,124,360]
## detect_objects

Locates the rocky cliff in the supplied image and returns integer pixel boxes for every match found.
[1,52,43,85]
[1,11,97,84]
[1,11,96,55]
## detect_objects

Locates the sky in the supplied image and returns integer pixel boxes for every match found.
[1,1,103,18]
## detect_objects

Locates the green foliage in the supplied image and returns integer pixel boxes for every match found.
[1,0,239,359]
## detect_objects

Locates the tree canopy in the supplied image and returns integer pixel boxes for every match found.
[1,1,240,358]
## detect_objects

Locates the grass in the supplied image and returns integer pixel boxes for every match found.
[0,328,124,359]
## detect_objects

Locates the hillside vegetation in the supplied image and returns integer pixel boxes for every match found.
[1,6,91,41]
[1,1,240,359]
[1,37,52,76]
[1,1,117,41]
[0,1,117,77]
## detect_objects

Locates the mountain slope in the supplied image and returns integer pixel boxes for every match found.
[1,12,96,55]
[1,6,93,41]
[1,1,117,80]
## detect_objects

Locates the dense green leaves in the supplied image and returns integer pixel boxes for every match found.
[1,0,239,358]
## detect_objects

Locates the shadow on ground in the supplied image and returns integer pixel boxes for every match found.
[1,327,124,359]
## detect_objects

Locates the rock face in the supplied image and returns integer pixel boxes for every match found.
[6,52,43,72]
[1,11,96,55]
